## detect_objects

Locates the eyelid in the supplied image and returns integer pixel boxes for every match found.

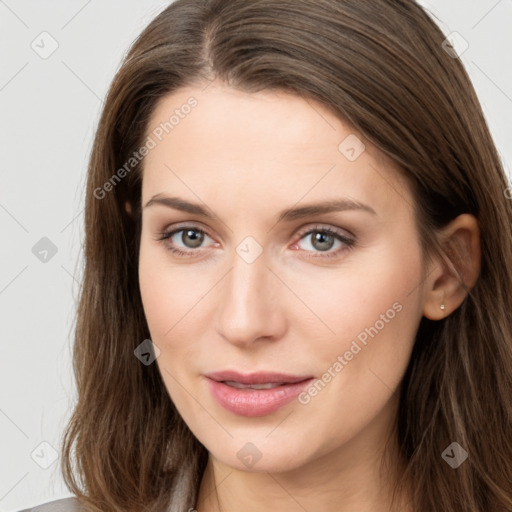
[158,221,215,240]
[294,223,355,240]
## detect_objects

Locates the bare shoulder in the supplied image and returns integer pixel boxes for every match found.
[17,497,84,512]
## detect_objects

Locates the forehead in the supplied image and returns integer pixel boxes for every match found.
[141,83,412,219]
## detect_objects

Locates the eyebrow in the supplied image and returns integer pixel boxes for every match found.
[143,194,377,222]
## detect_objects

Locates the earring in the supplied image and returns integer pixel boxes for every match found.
[440,304,446,310]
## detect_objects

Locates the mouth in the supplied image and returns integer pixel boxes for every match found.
[206,370,312,385]
[205,371,314,417]
[222,381,288,390]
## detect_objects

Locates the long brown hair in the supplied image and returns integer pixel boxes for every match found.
[61,1,512,510]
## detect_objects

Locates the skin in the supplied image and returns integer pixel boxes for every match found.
[138,81,480,512]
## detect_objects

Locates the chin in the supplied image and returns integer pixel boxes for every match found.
[200,428,321,474]
[222,451,309,474]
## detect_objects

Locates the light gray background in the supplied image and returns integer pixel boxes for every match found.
[1,1,511,510]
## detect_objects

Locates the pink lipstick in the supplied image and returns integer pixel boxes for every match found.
[205,371,314,417]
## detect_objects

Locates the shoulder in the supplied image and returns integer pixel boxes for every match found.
[17,497,84,512]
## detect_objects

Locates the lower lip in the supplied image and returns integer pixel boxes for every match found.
[206,378,314,417]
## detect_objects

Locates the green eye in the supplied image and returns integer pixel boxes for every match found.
[180,229,205,248]
[295,227,355,257]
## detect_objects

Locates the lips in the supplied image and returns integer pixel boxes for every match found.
[205,371,314,417]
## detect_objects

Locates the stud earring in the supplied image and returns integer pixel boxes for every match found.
[440,303,446,310]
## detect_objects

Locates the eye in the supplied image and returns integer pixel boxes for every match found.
[293,225,355,257]
[156,225,216,256]
[155,223,355,259]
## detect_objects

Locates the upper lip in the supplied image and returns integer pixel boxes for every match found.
[205,370,313,385]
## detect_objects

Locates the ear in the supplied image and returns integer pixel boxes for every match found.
[422,214,481,320]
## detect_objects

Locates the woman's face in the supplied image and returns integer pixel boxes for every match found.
[138,82,428,473]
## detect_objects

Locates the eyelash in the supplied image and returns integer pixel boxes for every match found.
[155,223,356,259]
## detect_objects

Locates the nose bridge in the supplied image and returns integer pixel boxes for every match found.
[214,245,285,346]
[225,249,271,320]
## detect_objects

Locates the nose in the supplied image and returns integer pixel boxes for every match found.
[214,248,287,348]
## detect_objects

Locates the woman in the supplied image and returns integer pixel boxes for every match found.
[21,0,512,510]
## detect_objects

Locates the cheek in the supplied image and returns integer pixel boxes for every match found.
[288,241,422,346]
[138,240,222,408]
[293,243,424,424]
[138,252,216,432]
[138,239,212,341]
[139,242,171,336]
